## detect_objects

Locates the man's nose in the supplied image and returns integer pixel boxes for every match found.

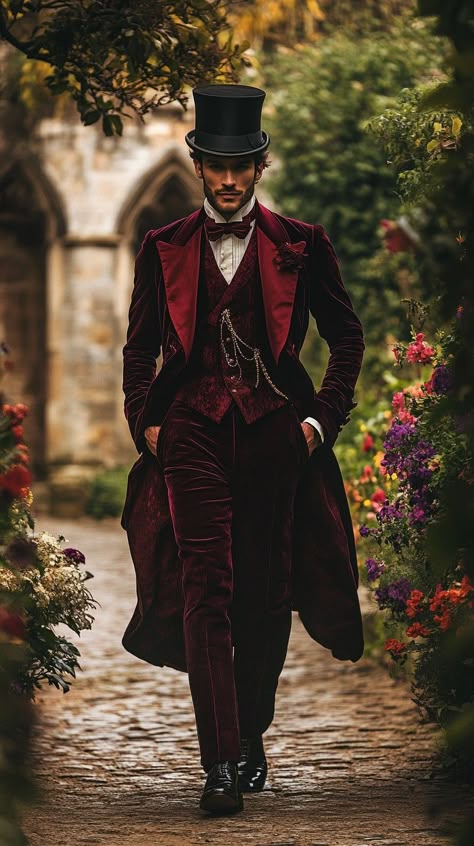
[222,172,237,187]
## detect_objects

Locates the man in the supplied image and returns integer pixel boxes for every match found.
[121,84,365,815]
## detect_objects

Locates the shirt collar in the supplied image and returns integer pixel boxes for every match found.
[203,194,256,224]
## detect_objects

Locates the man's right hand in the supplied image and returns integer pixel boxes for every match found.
[144,425,161,456]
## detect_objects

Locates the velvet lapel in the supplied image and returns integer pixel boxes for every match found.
[156,207,205,361]
[255,200,300,363]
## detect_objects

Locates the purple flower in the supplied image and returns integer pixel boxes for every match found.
[375,577,412,612]
[63,547,86,565]
[378,503,404,523]
[409,505,427,525]
[383,422,416,452]
[359,524,371,537]
[431,365,454,395]
[366,558,385,582]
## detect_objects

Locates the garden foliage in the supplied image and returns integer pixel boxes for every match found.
[0,0,246,135]
[263,18,446,416]
[0,341,96,842]
[352,4,474,823]
[355,312,473,730]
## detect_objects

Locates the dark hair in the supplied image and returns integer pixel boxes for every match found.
[189,150,271,169]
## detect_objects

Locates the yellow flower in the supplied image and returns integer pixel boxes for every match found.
[360,423,367,432]
[452,116,462,136]
[363,499,372,508]
[373,450,384,468]
[391,473,398,480]
[433,121,443,133]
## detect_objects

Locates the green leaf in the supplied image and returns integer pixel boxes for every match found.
[82,110,101,126]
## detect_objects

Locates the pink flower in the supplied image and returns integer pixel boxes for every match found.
[392,392,405,414]
[406,333,435,364]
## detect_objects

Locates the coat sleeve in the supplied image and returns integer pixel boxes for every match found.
[122,231,161,453]
[307,224,365,448]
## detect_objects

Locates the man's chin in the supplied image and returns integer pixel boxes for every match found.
[214,197,242,213]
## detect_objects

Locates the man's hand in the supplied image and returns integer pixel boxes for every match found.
[301,421,321,457]
[144,425,161,456]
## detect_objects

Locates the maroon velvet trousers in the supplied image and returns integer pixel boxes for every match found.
[157,399,308,770]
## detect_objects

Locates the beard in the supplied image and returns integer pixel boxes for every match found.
[202,177,255,219]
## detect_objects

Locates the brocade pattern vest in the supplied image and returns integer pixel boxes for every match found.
[174,229,288,423]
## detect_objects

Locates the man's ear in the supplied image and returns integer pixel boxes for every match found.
[254,162,265,183]
[193,159,203,179]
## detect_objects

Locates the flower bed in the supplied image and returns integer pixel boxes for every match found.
[354,309,474,732]
[0,340,96,840]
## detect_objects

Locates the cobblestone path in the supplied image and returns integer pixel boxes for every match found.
[22,517,472,846]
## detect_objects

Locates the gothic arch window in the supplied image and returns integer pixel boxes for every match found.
[116,150,202,255]
[0,160,66,478]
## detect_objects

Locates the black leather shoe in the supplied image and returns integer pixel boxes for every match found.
[199,761,243,814]
[238,736,268,792]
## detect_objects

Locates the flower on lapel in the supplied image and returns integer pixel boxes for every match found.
[273,241,307,272]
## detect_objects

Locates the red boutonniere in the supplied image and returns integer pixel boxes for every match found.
[273,240,307,272]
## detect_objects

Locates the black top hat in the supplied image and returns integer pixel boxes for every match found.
[185,84,270,157]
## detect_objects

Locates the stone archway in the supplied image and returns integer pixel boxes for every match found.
[116,148,202,252]
[113,149,202,456]
[0,159,66,478]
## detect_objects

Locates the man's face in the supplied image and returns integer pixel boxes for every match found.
[193,155,263,218]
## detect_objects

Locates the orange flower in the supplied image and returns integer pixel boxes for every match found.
[359,464,373,483]
[434,611,452,631]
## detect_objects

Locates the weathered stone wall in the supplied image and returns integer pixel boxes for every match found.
[0,103,274,509]
[1,106,203,490]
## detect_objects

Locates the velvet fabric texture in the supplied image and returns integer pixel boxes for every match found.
[174,230,287,422]
[158,399,306,767]
[121,201,365,669]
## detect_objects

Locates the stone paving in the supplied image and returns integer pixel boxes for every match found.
[22,516,473,846]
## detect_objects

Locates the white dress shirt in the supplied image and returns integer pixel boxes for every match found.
[203,195,324,445]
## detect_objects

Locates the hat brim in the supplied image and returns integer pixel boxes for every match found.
[185,130,270,157]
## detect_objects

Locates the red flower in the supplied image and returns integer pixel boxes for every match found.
[0,464,32,499]
[11,424,24,441]
[406,589,424,618]
[362,433,374,452]
[384,639,407,657]
[0,607,26,640]
[371,488,387,504]
[274,241,307,272]
[380,219,417,254]
[406,622,431,638]
[16,445,30,465]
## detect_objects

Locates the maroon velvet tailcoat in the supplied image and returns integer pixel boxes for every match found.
[121,200,365,670]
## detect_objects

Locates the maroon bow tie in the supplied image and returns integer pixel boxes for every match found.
[204,210,255,241]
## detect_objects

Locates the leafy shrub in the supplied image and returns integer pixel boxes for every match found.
[85,466,129,519]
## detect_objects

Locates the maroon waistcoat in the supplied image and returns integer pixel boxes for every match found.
[174,229,288,423]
